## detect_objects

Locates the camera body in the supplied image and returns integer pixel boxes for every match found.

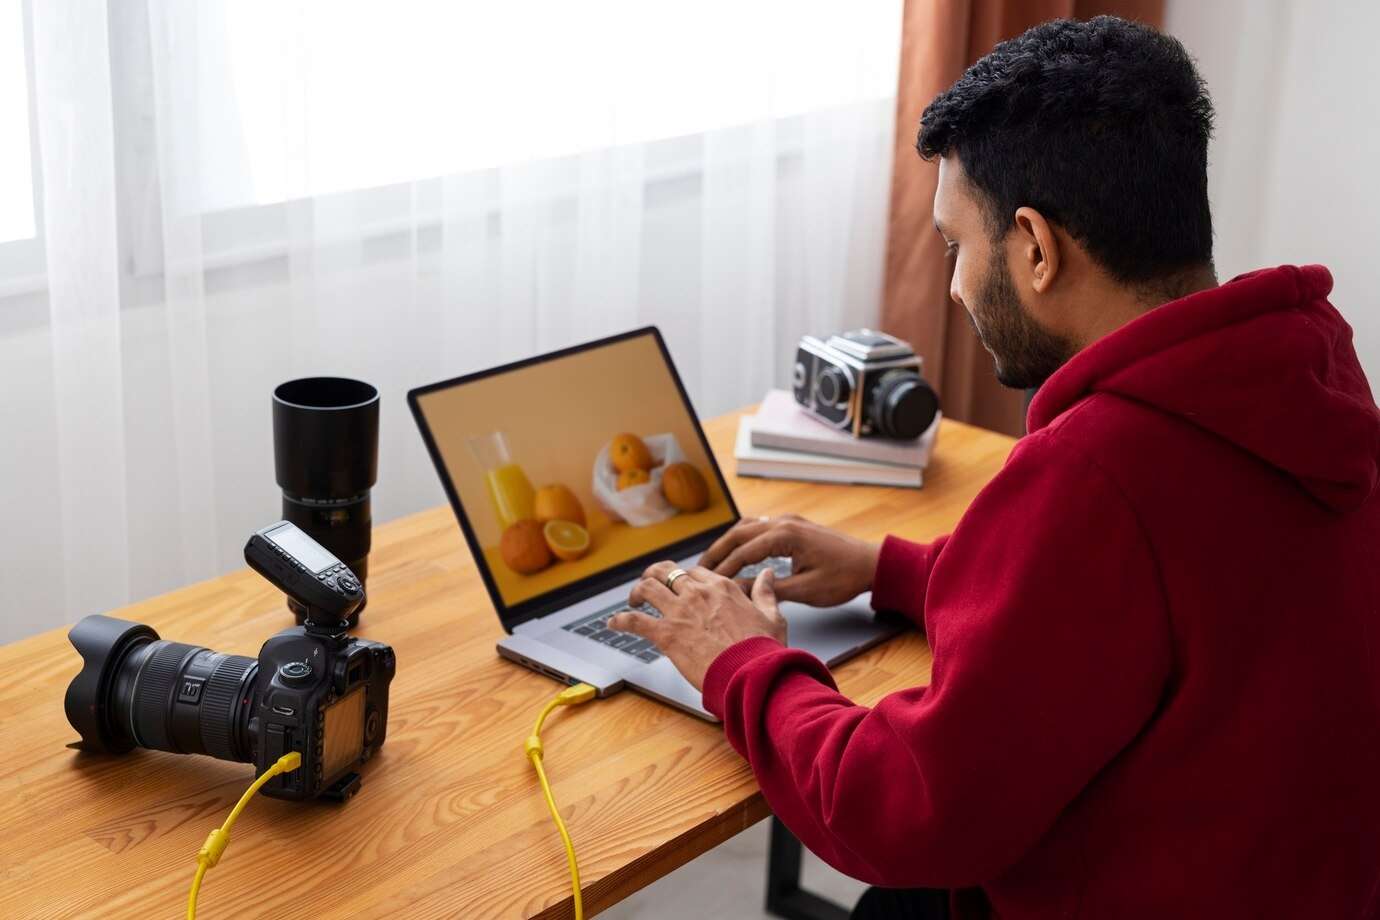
[248,625,394,800]
[793,330,940,440]
[64,521,395,802]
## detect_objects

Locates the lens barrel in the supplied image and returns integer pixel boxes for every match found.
[273,377,379,626]
[869,370,940,440]
[66,615,257,763]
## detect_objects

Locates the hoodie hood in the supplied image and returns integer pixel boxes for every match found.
[1028,264,1380,511]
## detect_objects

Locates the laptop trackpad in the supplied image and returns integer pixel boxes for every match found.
[782,592,901,666]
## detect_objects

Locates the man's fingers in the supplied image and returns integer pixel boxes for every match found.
[628,575,681,612]
[701,518,770,570]
[735,570,821,604]
[607,611,668,643]
[715,530,789,578]
[751,568,779,616]
[641,560,680,584]
[683,565,718,583]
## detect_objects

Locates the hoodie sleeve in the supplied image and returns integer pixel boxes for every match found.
[870,533,950,627]
[700,432,1171,887]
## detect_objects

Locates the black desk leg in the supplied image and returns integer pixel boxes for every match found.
[765,816,851,920]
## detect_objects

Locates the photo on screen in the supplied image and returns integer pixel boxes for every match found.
[413,333,735,609]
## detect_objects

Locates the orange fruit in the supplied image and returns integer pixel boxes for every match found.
[617,467,650,490]
[499,519,552,574]
[661,462,709,512]
[543,520,590,562]
[609,433,653,473]
[533,484,585,527]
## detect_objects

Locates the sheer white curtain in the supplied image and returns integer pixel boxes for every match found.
[0,0,901,641]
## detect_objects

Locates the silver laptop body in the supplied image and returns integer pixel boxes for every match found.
[409,328,903,721]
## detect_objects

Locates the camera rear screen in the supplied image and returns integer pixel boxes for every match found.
[321,687,366,782]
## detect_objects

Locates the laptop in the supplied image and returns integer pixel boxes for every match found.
[407,327,902,720]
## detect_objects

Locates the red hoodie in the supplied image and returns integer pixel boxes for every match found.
[702,265,1380,918]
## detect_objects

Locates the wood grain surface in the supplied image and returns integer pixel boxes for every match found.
[0,408,1014,919]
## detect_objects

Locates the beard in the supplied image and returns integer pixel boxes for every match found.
[968,256,1075,390]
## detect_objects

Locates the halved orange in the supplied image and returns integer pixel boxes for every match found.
[543,519,590,562]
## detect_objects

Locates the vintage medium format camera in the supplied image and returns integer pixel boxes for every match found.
[793,329,941,440]
[64,521,395,802]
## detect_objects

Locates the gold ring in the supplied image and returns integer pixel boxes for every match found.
[664,568,689,591]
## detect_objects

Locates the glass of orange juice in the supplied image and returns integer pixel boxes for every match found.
[468,431,535,529]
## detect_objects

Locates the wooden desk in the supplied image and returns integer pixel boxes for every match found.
[0,409,1014,919]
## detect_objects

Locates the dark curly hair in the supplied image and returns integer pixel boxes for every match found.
[918,16,1215,286]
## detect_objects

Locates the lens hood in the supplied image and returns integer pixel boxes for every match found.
[272,377,379,500]
[64,614,159,753]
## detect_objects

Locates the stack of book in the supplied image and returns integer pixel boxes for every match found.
[734,389,939,488]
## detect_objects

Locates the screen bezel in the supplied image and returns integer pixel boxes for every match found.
[407,326,742,633]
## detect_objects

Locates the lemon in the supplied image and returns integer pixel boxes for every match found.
[543,519,590,562]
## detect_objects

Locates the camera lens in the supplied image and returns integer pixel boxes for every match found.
[273,377,379,626]
[65,615,258,763]
[817,366,851,409]
[869,370,940,440]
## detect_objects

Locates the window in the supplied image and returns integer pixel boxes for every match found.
[171,0,901,213]
[0,0,34,244]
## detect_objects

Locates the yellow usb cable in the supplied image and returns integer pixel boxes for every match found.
[526,682,598,920]
[186,751,302,920]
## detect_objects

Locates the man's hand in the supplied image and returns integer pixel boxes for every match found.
[607,561,786,691]
[700,514,881,608]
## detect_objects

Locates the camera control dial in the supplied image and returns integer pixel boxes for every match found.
[278,660,313,686]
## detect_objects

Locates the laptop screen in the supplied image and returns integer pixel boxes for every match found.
[409,328,738,625]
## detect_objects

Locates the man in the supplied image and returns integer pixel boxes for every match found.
[610,16,1380,919]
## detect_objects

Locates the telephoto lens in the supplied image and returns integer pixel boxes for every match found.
[64,615,258,761]
[273,377,379,627]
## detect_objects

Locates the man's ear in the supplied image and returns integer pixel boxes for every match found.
[1013,206,1060,294]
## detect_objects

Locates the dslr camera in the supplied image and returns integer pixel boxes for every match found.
[793,329,940,440]
[64,521,395,802]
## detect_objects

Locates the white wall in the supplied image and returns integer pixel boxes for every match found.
[1166,0,1380,379]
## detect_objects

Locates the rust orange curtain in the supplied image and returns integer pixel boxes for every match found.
[881,0,1164,436]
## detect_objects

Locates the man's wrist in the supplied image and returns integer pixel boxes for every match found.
[859,541,881,592]
[701,635,788,719]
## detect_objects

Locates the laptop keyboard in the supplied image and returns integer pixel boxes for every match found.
[733,556,793,581]
[563,601,665,662]
[560,558,793,664]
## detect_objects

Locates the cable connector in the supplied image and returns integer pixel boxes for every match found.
[198,828,230,868]
[275,750,302,772]
[557,683,597,705]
